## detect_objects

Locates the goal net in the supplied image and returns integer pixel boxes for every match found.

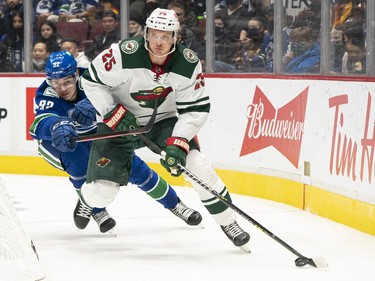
[0,177,46,281]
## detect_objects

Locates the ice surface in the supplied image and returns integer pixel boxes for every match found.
[1,173,375,281]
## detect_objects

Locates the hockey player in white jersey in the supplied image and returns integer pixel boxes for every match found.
[29,50,202,234]
[80,8,251,251]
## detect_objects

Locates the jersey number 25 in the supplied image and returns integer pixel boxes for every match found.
[102,48,116,71]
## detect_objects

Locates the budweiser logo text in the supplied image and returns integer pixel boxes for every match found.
[241,86,308,168]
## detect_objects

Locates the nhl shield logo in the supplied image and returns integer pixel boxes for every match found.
[121,40,139,54]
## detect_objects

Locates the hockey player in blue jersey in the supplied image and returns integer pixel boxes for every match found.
[29,50,202,233]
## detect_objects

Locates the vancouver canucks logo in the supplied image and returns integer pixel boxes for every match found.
[183,48,198,63]
[96,157,111,168]
[130,86,173,108]
[121,40,139,54]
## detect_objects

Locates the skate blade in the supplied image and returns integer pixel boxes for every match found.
[106,228,117,237]
[195,222,205,229]
[239,242,251,253]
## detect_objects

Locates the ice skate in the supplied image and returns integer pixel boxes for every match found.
[92,209,116,233]
[73,199,92,229]
[169,199,202,226]
[221,220,251,253]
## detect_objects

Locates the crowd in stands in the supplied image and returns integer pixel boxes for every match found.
[0,0,369,75]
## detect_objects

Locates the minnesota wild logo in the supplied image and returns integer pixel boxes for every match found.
[183,48,198,63]
[130,86,173,108]
[121,40,139,54]
[96,157,111,168]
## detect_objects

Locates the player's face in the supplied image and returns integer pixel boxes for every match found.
[51,76,77,101]
[146,29,174,57]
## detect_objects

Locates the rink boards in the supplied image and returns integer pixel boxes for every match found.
[0,74,374,236]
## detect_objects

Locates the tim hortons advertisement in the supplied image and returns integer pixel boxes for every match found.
[201,78,375,204]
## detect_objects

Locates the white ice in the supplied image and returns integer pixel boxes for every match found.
[1,173,375,281]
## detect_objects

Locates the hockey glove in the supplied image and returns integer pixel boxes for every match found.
[68,98,96,126]
[50,117,78,152]
[103,104,140,140]
[160,137,189,177]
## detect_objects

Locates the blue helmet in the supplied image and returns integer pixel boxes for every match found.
[45,51,77,82]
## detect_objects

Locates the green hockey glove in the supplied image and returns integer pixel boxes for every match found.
[160,137,190,177]
[103,104,140,140]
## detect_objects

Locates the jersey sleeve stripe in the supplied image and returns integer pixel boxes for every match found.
[177,104,210,114]
[176,96,209,106]
[83,65,105,86]
[29,113,58,137]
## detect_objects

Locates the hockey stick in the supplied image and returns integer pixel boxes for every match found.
[139,134,328,268]
[75,101,158,143]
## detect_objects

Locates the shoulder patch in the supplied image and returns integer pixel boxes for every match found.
[43,87,59,98]
[183,48,199,63]
[120,40,139,54]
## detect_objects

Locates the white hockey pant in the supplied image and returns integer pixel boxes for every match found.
[185,149,236,226]
[80,180,120,208]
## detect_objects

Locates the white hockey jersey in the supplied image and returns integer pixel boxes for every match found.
[80,37,210,141]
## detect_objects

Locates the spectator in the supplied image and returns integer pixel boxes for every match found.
[36,19,62,52]
[0,41,15,72]
[0,3,6,37]
[330,24,345,74]
[129,12,144,38]
[58,0,99,22]
[237,16,268,72]
[263,3,293,72]
[333,0,353,29]
[345,40,366,75]
[34,0,61,27]
[98,0,120,17]
[240,16,269,51]
[294,0,321,41]
[215,0,250,42]
[60,37,91,68]
[245,0,268,19]
[212,13,238,72]
[169,0,200,38]
[341,23,365,74]
[129,0,144,16]
[346,3,365,27]
[32,40,51,72]
[142,1,160,20]
[84,9,120,60]
[0,10,23,71]
[2,0,23,27]
[282,26,320,73]
[167,1,203,57]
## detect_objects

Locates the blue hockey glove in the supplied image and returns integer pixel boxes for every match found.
[103,104,140,140]
[68,98,96,126]
[160,137,189,177]
[50,117,78,152]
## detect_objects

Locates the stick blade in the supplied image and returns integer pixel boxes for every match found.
[311,256,329,268]
[295,256,329,268]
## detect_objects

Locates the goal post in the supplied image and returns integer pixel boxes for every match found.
[0,177,46,281]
